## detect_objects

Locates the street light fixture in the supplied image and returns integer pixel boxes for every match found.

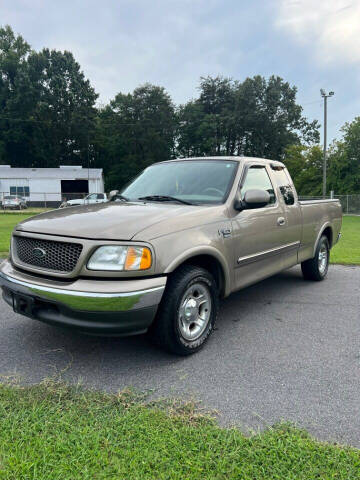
[320,89,335,197]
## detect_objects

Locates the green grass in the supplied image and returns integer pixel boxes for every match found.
[0,213,35,257]
[0,207,51,215]
[1,213,359,264]
[0,381,359,480]
[330,216,360,265]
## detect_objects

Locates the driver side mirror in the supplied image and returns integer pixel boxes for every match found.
[234,189,270,211]
[108,190,119,202]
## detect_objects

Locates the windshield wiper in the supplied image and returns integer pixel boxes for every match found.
[137,195,194,205]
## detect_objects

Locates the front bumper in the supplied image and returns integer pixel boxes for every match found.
[0,259,166,335]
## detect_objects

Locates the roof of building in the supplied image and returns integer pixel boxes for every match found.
[0,166,103,179]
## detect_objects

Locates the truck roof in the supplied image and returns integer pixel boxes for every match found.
[158,156,285,168]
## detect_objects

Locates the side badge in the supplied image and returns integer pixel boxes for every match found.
[218,228,232,238]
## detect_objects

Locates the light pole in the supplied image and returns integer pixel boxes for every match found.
[320,89,334,197]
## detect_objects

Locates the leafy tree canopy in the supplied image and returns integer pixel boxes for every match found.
[176,75,319,160]
[0,25,98,168]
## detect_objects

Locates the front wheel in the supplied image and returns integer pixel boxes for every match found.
[301,235,330,281]
[149,265,219,355]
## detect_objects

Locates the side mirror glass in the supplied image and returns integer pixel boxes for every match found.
[109,190,119,202]
[243,189,270,209]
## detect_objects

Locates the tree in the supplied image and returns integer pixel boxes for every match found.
[0,25,34,165]
[0,25,98,168]
[283,144,323,195]
[177,75,319,160]
[95,84,176,189]
[327,118,360,194]
[29,48,98,167]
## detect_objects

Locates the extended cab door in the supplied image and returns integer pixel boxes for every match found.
[269,165,302,269]
[231,163,297,290]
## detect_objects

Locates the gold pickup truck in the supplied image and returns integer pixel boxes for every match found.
[0,157,342,355]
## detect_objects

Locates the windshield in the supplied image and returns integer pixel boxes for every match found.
[120,160,238,205]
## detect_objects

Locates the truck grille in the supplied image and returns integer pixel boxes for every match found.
[14,236,83,273]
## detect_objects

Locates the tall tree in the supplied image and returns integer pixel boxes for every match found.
[0,25,34,165]
[0,25,98,168]
[29,48,98,167]
[177,75,319,160]
[283,144,323,195]
[327,118,360,194]
[95,84,176,189]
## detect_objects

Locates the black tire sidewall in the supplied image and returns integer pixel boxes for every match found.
[153,265,219,355]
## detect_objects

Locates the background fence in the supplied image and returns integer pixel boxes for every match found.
[1,191,360,214]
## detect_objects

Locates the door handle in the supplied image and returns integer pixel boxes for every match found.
[277,217,285,226]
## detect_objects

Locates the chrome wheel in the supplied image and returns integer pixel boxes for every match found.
[318,244,328,274]
[178,283,212,341]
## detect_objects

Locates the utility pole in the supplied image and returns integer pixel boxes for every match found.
[320,89,334,197]
[87,132,90,199]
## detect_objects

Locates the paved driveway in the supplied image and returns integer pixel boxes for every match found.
[1,264,359,446]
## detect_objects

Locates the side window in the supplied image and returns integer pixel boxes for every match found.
[97,194,104,199]
[240,166,276,205]
[272,168,295,205]
[10,186,30,197]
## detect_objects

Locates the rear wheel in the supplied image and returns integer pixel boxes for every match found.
[149,265,219,355]
[301,235,329,281]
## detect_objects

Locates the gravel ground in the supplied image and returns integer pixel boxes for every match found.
[0,264,359,446]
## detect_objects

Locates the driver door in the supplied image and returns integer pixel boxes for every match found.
[231,163,288,290]
[86,194,98,204]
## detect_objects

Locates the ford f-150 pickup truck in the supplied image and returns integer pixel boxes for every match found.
[0,157,342,355]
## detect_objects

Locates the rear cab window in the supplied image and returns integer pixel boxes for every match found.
[271,166,296,205]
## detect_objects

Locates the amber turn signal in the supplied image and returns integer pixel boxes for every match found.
[125,247,152,271]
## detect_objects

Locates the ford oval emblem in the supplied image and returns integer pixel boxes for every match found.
[33,247,47,259]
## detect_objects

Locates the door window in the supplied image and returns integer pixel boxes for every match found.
[240,166,276,205]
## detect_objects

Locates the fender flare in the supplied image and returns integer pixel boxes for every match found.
[164,245,232,297]
[312,222,333,257]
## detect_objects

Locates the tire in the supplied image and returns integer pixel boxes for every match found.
[301,235,330,281]
[149,265,219,355]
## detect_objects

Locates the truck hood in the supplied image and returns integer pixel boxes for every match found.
[15,202,210,241]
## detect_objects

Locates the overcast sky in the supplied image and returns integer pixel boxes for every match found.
[2,0,360,143]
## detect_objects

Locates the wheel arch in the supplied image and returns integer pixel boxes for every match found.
[312,222,333,256]
[164,247,231,298]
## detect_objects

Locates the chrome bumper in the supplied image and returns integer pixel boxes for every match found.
[0,260,166,335]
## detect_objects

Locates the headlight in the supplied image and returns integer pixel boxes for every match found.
[87,245,152,271]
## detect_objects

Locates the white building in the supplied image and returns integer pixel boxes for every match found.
[0,165,104,207]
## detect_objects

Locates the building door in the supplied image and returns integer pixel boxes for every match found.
[61,180,88,201]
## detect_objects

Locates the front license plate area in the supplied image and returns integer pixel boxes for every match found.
[12,292,35,317]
